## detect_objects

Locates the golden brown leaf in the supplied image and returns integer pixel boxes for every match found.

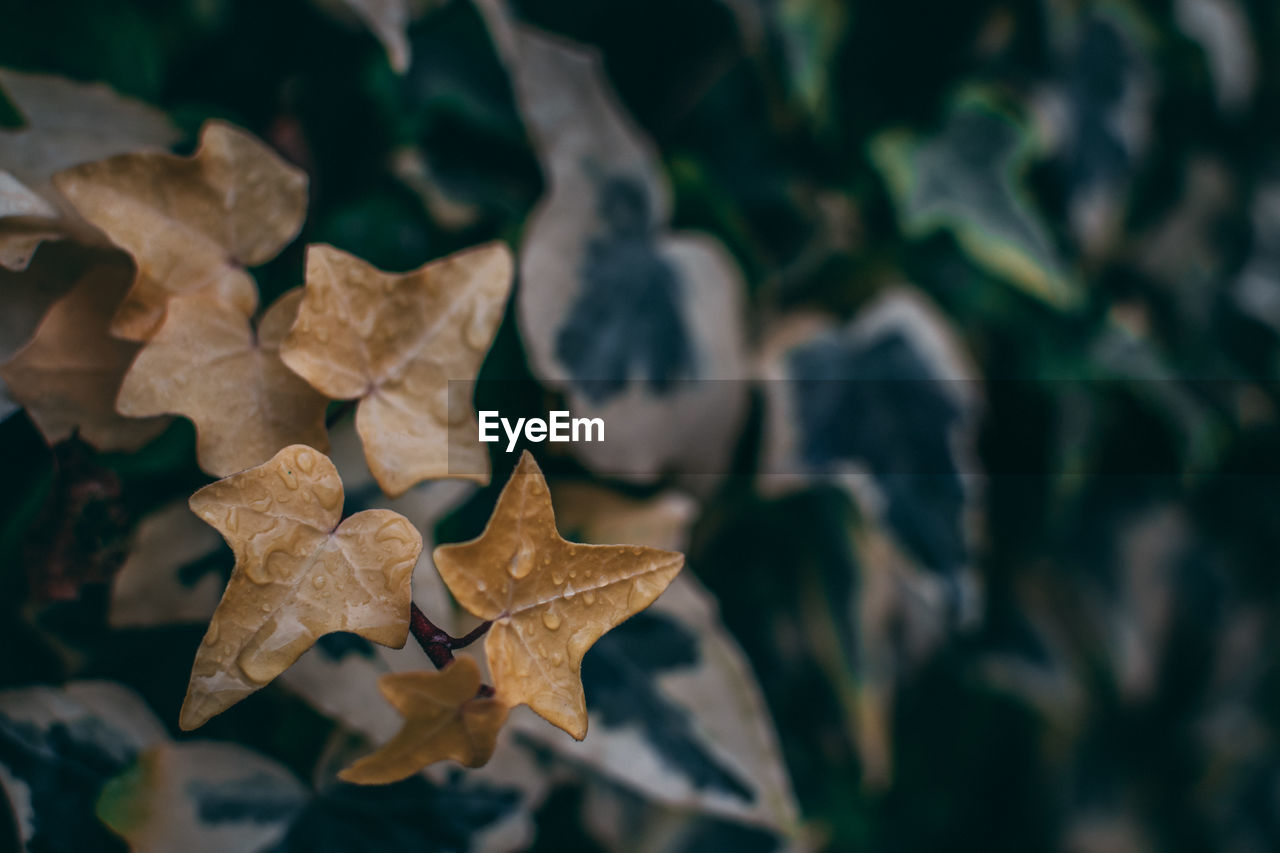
[280,242,512,496]
[338,656,509,784]
[0,69,179,271]
[53,121,307,341]
[181,445,423,730]
[434,451,684,739]
[116,289,330,478]
[0,249,169,450]
[0,241,87,418]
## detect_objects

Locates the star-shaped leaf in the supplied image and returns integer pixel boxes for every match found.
[280,242,512,496]
[180,445,423,730]
[0,248,169,450]
[53,120,307,341]
[338,657,509,784]
[434,451,684,739]
[0,68,179,270]
[116,289,330,478]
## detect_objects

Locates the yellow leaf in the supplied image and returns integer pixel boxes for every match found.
[338,656,509,784]
[180,445,422,730]
[117,289,330,478]
[434,451,684,739]
[0,248,169,450]
[280,242,512,497]
[53,120,307,341]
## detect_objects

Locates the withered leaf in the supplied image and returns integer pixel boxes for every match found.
[53,120,307,341]
[0,68,179,270]
[339,656,509,784]
[434,451,684,739]
[116,289,330,478]
[280,242,512,496]
[0,241,88,418]
[0,249,169,450]
[180,445,423,730]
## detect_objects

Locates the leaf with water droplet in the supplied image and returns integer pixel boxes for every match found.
[180,444,422,730]
[116,289,330,477]
[53,120,307,341]
[339,657,509,785]
[434,451,684,739]
[279,242,512,496]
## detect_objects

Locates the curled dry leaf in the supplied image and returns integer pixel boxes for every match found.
[0,68,179,270]
[117,289,330,477]
[0,241,92,419]
[0,249,169,450]
[434,451,685,739]
[53,120,307,340]
[280,242,512,496]
[180,445,423,730]
[339,656,509,784]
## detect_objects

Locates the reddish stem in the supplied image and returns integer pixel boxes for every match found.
[450,619,493,650]
[407,602,493,671]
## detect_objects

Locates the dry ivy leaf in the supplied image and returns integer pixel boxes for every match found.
[0,241,90,419]
[0,68,179,270]
[53,120,307,341]
[0,249,169,450]
[339,657,509,784]
[280,242,512,496]
[116,289,330,478]
[180,444,423,730]
[434,451,684,739]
